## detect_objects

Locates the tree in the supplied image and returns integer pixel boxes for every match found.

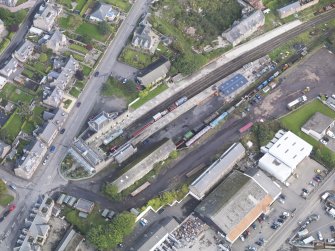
[8,24,18,32]
[79,34,92,44]
[112,212,136,236]
[39,53,48,63]
[97,21,110,35]
[85,44,93,51]
[103,183,121,200]
[75,70,84,81]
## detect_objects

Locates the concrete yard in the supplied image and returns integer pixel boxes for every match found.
[252,47,335,120]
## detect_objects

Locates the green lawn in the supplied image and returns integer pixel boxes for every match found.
[130,84,169,109]
[21,121,36,134]
[0,84,35,104]
[0,194,14,206]
[57,0,72,8]
[0,109,24,143]
[101,77,138,104]
[119,47,156,69]
[76,22,107,42]
[280,99,335,164]
[70,43,89,54]
[0,38,10,53]
[103,0,131,11]
[32,105,45,125]
[81,64,91,76]
[64,206,108,234]
[58,16,72,29]
[69,87,81,97]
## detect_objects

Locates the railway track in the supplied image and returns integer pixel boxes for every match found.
[125,10,335,135]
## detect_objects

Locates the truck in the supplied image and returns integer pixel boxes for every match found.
[303,236,315,244]
[287,95,307,110]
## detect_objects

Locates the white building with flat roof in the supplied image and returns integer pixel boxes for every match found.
[258,130,313,182]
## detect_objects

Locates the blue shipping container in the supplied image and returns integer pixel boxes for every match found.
[210,112,228,128]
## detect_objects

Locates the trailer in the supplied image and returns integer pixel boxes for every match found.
[239,122,253,133]
[183,130,194,140]
[210,112,228,128]
[153,112,162,121]
[287,95,307,110]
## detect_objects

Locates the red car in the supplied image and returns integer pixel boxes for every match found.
[9,204,16,212]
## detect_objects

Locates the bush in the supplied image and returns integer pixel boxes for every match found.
[103,183,121,200]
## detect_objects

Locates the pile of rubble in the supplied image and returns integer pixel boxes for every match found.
[173,215,206,242]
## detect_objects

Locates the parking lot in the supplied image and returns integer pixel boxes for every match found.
[232,157,327,251]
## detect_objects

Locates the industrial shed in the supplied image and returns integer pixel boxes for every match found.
[258,130,312,182]
[113,139,176,192]
[189,143,246,200]
[195,170,279,243]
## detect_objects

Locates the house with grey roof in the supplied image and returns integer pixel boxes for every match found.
[33,4,61,32]
[43,87,64,108]
[13,195,54,251]
[223,10,265,46]
[131,14,160,54]
[301,112,335,140]
[88,111,118,132]
[39,108,68,146]
[14,40,34,63]
[89,3,119,22]
[46,29,67,53]
[14,140,47,179]
[136,56,171,87]
[50,56,78,90]
[0,57,19,78]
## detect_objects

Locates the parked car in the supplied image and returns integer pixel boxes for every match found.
[50,145,56,153]
[255,241,263,246]
[318,231,323,241]
[327,238,335,243]
[140,218,148,227]
[94,71,99,77]
[277,219,284,223]
[282,212,290,217]
[279,194,286,200]
[0,216,4,222]
[9,184,17,191]
[3,210,10,217]
[320,139,327,145]
[252,223,256,230]
[60,128,66,134]
[302,188,308,193]
[9,205,15,212]
[271,224,279,230]
[279,215,287,220]
[330,225,335,232]
[76,102,81,107]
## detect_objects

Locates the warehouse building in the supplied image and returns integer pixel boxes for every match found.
[130,217,179,251]
[113,139,176,192]
[195,170,280,243]
[258,130,313,182]
[189,142,246,200]
[301,112,335,140]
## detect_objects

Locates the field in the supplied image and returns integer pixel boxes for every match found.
[76,22,108,42]
[130,84,169,109]
[0,84,35,105]
[101,77,138,104]
[280,99,335,165]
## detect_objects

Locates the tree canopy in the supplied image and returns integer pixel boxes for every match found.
[87,212,136,250]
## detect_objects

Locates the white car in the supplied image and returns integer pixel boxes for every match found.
[317,231,323,241]
[43,159,47,166]
[282,212,290,217]
[320,139,327,145]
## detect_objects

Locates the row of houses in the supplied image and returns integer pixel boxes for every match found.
[14,108,68,179]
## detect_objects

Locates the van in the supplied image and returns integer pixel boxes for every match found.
[318,231,323,241]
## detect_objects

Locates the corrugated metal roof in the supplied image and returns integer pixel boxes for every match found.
[219,74,248,96]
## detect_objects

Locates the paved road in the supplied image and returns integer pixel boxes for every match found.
[0,0,43,67]
[0,0,150,248]
[0,0,36,12]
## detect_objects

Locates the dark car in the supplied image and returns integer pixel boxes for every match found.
[302,188,308,193]
[271,224,279,229]
[60,128,65,134]
[50,145,56,153]
[76,102,81,107]
[330,226,335,232]
[279,215,287,219]
[313,177,321,183]
[255,94,262,100]
[94,71,99,77]
[279,194,286,200]
[315,175,323,180]
[3,210,10,217]
[278,219,284,223]
[252,223,256,230]
[0,216,4,222]
[255,241,263,246]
